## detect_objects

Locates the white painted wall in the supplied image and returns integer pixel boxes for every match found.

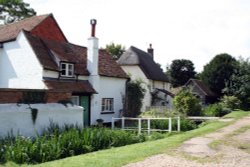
[121,65,173,111]
[90,76,126,124]
[0,103,83,137]
[42,70,89,80]
[0,31,46,89]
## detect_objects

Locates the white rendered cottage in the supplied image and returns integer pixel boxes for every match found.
[117,45,173,111]
[0,14,128,131]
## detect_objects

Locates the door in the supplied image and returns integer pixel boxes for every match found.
[80,96,90,126]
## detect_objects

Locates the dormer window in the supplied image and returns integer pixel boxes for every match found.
[60,62,74,77]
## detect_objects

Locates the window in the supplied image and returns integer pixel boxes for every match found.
[101,98,114,112]
[60,63,74,77]
[71,96,79,105]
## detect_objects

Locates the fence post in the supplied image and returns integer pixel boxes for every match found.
[138,118,141,135]
[177,116,180,132]
[168,117,172,132]
[112,117,114,130]
[122,117,125,129]
[147,118,151,135]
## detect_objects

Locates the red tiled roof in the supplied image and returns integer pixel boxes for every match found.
[25,32,128,78]
[44,79,96,94]
[99,49,129,78]
[0,14,49,43]
[1,14,128,79]
[25,31,89,75]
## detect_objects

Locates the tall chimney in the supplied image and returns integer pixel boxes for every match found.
[87,19,99,76]
[90,19,97,37]
[87,19,101,125]
[147,43,154,59]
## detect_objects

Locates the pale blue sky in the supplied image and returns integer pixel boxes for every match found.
[25,0,250,72]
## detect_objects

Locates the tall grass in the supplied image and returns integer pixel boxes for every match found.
[0,124,146,165]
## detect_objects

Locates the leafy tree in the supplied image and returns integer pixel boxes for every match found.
[201,53,238,97]
[224,57,250,109]
[173,89,202,116]
[105,42,125,60]
[124,80,146,117]
[169,59,196,87]
[0,0,36,24]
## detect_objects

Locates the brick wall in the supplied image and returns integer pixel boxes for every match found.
[46,92,72,103]
[0,91,22,103]
[31,16,67,42]
[0,89,72,103]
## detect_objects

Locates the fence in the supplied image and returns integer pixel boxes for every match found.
[112,117,180,135]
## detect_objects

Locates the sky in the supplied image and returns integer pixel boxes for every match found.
[24,0,250,72]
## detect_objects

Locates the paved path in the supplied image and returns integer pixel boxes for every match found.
[124,117,250,167]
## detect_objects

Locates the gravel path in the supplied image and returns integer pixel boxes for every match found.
[124,117,250,167]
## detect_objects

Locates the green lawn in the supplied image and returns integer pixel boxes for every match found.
[1,111,249,167]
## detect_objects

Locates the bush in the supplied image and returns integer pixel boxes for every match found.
[219,95,241,110]
[203,103,231,117]
[149,118,197,132]
[173,89,202,116]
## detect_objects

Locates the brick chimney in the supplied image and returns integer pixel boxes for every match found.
[147,43,154,59]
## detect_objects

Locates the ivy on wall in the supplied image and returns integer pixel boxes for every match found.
[124,80,146,117]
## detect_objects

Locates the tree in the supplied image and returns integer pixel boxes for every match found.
[173,89,202,116]
[0,0,36,24]
[169,59,196,87]
[124,80,146,117]
[201,53,238,97]
[105,42,125,60]
[224,57,250,109]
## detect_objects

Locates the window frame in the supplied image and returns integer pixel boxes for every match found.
[70,96,79,106]
[101,98,114,113]
[60,62,75,77]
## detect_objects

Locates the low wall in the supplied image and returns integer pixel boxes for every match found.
[0,103,83,137]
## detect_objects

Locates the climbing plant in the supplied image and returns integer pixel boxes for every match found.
[124,80,146,117]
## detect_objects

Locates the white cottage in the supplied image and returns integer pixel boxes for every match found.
[0,14,128,127]
[117,45,173,111]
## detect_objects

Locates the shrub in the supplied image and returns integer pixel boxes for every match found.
[203,103,231,117]
[149,118,197,132]
[173,89,202,116]
[219,95,241,110]
[124,80,146,117]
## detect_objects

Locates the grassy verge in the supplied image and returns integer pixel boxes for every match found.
[1,111,248,167]
[222,110,249,119]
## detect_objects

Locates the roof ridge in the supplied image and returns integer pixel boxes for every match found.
[0,14,50,28]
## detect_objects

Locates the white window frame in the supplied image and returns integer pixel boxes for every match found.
[101,98,114,112]
[71,96,79,106]
[60,62,74,77]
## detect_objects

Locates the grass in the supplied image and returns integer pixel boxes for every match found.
[222,110,249,119]
[1,111,249,167]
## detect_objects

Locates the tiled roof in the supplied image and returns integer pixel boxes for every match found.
[44,79,96,94]
[99,49,129,78]
[25,32,128,78]
[186,79,216,97]
[0,14,49,43]
[1,14,128,79]
[118,46,169,82]
[24,31,89,75]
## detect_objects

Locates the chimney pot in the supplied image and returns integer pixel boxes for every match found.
[90,19,97,37]
[147,43,154,59]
